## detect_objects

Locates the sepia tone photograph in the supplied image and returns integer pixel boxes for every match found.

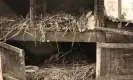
[0,0,133,80]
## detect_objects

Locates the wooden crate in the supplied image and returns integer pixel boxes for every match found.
[96,43,133,80]
[0,42,25,80]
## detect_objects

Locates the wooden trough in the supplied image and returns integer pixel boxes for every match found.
[0,42,25,80]
[96,43,133,80]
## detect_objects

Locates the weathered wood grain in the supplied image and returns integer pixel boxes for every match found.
[30,0,36,28]
[0,31,97,42]
[0,42,24,54]
[97,43,133,49]
[96,43,133,80]
[0,49,3,80]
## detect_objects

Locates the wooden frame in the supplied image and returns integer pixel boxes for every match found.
[96,42,133,80]
[0,42,25,80]
[0,49,3,80]
[0,42,24,53]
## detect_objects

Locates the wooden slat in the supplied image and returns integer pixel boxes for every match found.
[30,0,36,28]
[118,0,122,28]
[99,75,133,80]
[96,31,106,42]
[96,47,102,80]
[1,27,133,42]
[0,42,24,54]
[96,27,133,36]
[0,49,3,80]
[0,31,96,42]
[97,43,133,49]
[106,33,133,43]
[0,44,26,80]
[95,0,106,43]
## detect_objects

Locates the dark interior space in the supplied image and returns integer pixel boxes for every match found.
[5,41,96,66]
[3,0,30,17]
[2,0,94,18]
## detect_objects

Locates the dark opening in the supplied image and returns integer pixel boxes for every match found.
[6,41,96,80]
[6,41,96,66]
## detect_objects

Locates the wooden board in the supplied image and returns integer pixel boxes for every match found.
[0,49,3,80]
[0,42,25,80]
[1,27,133,42]
[96,43,133,80]
[0,31,97,42]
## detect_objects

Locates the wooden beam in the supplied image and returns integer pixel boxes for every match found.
[96,46,102,80]
[0,43,26,80]
[97,43,133,49]
[1,27,133,42]
[95,27,133,36]
[118,0,122,29]
[95,0,106,43]
[30,0,36,27]
[0,31,96,42]
[0,49,3,80]
[0,42,24,54]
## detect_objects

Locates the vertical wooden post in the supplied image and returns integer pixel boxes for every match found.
[0,49,3,80]
[30,0,36,28]
[95,0,106,42]
[118,0,122,19]
[95,0,106,79]
[96,45,101,80]
[118,0,122,29]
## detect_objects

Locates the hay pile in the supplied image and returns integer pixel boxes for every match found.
[26,48,96,80]
[0,12,90,40]
[0,12,78,32]
[0,15,28,30]
[26,63,95,80]
[36,12,77,32]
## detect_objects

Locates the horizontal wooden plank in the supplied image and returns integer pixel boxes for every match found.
[0,42,24,54]
[0,31,96,42]
[95,27,133,36]
[97,43,133,49]
[99,75,133,80]
[1,27,133,42]
[46,32,96,42]
[106,33,133,43]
